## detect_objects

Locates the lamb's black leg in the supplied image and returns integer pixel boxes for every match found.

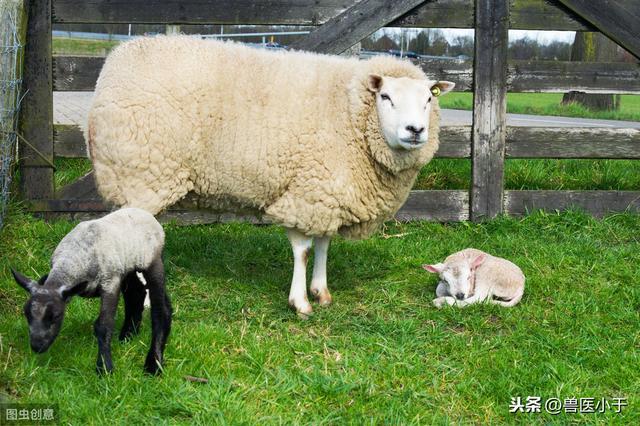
[142,256,172,375]
[94,288,119,374]
[119,272,146,341]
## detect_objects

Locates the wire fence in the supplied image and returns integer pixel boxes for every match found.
[0,0,25,230]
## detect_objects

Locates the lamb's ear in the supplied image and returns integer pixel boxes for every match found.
[11,269,37,294]
[367,74,383,93]
[60,281,89,301]
[422,263,444,273]
[471,254,486,269]
[430,81,455,97]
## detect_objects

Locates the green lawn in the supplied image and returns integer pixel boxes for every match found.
[439,93,640,122]
[0,205,638,423]
[53,38,120,57]
[415,158,640,190]
[54,157,640,192]
[23,38,640,423]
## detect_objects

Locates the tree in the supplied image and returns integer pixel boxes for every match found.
[508,37,540,60]
[562,33,620,111]
[408,31,431,54]
[368,34,399,51]
[429,30,449,56]
[449,35,473,58]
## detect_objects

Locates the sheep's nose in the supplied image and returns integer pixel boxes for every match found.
[405,125,425,135]
[455,292,465,300]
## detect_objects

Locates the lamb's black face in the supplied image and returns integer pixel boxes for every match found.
[24,293,65,353]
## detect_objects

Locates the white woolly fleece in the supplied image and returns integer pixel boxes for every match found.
[88,36,442,238]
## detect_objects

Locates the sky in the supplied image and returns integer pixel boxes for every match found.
[388,28,577,45]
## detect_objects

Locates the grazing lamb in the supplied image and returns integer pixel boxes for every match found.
[422,248,525,308]
[11,208,172,374]
[87,36,454,317]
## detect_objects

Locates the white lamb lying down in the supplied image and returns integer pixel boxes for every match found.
[422,248,525,308]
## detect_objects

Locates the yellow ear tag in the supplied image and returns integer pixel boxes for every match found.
[431,86,441,97]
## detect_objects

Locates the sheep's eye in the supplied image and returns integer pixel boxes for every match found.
[380,93,391,102]
[428,96,432,103]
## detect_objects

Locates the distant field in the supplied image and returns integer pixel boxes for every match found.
[54,156,640,193]
[415,158,640,191]
[439,93,640,122]
[52,37,120,56]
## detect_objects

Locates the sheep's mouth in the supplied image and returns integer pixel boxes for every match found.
[399,138,426,149]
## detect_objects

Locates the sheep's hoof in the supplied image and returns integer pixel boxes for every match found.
[311,288,333,307]
[96,362,113,375]
[289,298,313,320]
[144,353,163,375]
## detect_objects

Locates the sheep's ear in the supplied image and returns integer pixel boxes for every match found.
[60,281,89,301]
[422,263,444,273]
[430,81,455,97]
[11,269,37,294]
[367,74,383,93]
[471,254,486,269]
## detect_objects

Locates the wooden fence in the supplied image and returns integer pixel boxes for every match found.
[19,0,640,222]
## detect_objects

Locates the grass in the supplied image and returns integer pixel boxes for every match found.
[0,204,638,423]
[52,38,120,57]
[53,157,640,192]
[439,93,640,122]
[415,158,640,190]
[54,158,92,190]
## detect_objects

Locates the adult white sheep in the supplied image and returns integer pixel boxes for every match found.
[87,36,454,317]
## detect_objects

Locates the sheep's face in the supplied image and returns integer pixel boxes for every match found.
[368,75,454,151]
[422,254,486,300]
[424,262,472,300]
[12,270,87,353]
[23,293,65,353]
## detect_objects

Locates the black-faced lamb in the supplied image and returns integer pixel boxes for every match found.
[11,208,172,374]
[422,248,525,308]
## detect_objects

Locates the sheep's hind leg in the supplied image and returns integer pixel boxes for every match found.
[310,236,332,306]
[95,286,119,374]
[142,257,172,375]
[119,272,146,341]
[286,228,313,319]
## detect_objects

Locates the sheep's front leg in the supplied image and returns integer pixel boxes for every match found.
[143,257,172,375]
[94,288,119,374]
[310,236,332,306]
[433,296,457,308]
[286,228,313,318]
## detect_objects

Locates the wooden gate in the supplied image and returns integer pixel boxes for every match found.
[19,0,640,222]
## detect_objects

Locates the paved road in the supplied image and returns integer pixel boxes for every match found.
[54,92,640,130]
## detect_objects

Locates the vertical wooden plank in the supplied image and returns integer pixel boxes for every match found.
[19,0,53,199]
[470,0,509,221]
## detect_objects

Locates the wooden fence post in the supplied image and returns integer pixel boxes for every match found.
[471,0,509,221]
[19,0,53,200]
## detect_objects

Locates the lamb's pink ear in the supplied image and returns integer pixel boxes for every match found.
[422,263,444,273]
[367,74,383,93]
[471,254,486,269]
[430,81,455,97]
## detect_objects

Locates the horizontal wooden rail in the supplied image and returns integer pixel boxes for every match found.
[26,189,640,222]
[504,190,640,217]
[51,0,594,31]
[54,124,640,160]
[26,190,470,222]
[53,55,640,94]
